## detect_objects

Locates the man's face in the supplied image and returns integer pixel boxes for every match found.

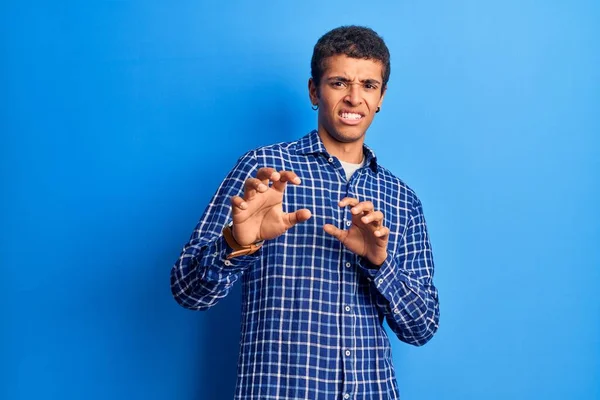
[309,54,386,145]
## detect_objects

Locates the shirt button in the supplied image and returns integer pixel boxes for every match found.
[378,278,384,284]
[345,221,351,227]
[344,394,350,400]
[345,349,351,357]
[345,305,351,312]
[345,262,351,268]
[393,308,400,314]
[212,252,219,257]
[328,157,334,163]
[224,260,232,266]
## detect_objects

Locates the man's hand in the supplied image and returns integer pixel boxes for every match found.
[230,167,312,245]
[323,198,389,267]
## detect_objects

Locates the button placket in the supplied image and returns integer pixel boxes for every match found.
[341,280,355,395]
[339,186,358,397]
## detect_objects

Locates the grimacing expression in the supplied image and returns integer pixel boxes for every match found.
[309,54,386,144]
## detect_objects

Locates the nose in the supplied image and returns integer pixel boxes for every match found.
[344,84,362,106]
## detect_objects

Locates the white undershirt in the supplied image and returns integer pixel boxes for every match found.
[338,156,366,181]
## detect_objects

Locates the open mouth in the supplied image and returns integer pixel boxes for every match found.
[338,110,365,123]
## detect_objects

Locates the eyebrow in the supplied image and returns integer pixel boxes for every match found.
[327,76,382,85]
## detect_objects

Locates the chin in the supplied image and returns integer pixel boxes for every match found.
[331,126,367,143]
[319,116,371,144]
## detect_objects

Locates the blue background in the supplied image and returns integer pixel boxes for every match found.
[2,1,599,399]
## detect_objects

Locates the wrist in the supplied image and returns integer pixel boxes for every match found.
[366,254,387,268]
[230,222,260,247]
[223,222,264,259]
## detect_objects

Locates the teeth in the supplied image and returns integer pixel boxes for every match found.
[341,112,362,120]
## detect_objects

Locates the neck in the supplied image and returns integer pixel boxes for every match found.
[318,131,365,164]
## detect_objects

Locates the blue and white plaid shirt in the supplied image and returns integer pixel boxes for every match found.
[171,130,439,399]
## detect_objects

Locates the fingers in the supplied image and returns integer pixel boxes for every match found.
[245,169,301,198]
[255,168,300,186]
[231,195,247,213]
[339,197,360,208]
[373,226,390,239]
[349,201,374,216]
[284,208,312,228]
[361,210,383,227]
[272,170,301,192]
[339,198,378,221]
[323,223,348,242]
[339,198,386,233]
[243,177,268,200]
[339,198,375,216]
[256,167,279,185]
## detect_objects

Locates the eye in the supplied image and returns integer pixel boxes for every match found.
[364,83,378,90]
[330,81,347,88]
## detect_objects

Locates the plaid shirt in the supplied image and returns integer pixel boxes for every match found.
[171,130,439,399]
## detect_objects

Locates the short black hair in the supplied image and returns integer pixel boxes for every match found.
[311,25,391,89]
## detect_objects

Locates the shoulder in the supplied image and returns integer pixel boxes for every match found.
[375,163,423,209]
[238,137,301,168]
[254,137,298,156]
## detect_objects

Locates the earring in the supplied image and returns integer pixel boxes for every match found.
[376,107,381,113]
[312,104,319,111]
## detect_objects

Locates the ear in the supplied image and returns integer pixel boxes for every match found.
[378,85,387,108]
[308,78,319,105]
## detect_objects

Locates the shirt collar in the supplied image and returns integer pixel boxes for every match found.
[295,130,379,174]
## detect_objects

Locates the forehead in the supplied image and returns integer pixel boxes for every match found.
[321,54,384,81]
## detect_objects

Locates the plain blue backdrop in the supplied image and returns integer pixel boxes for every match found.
[2,1,599,399]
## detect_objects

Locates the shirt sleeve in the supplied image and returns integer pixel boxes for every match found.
[357,197,440,346]
[170,150,260,310]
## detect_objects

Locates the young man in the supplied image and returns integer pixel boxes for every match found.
[171,26,439,399]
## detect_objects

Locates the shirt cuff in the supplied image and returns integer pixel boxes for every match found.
[199,234,261,282]
[356,254,421,299]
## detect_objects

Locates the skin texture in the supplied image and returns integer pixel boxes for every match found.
[309,54,386,163]
[230,168,312,246]
[231,55,390,266]
[323,198,390,267]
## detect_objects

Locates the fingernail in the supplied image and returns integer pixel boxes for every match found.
[258,184,267,191]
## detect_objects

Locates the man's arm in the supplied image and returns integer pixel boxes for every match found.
[357,197,439,346]
[170,151,312,311]
[325,196,439,346]
[170,151,259,310]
